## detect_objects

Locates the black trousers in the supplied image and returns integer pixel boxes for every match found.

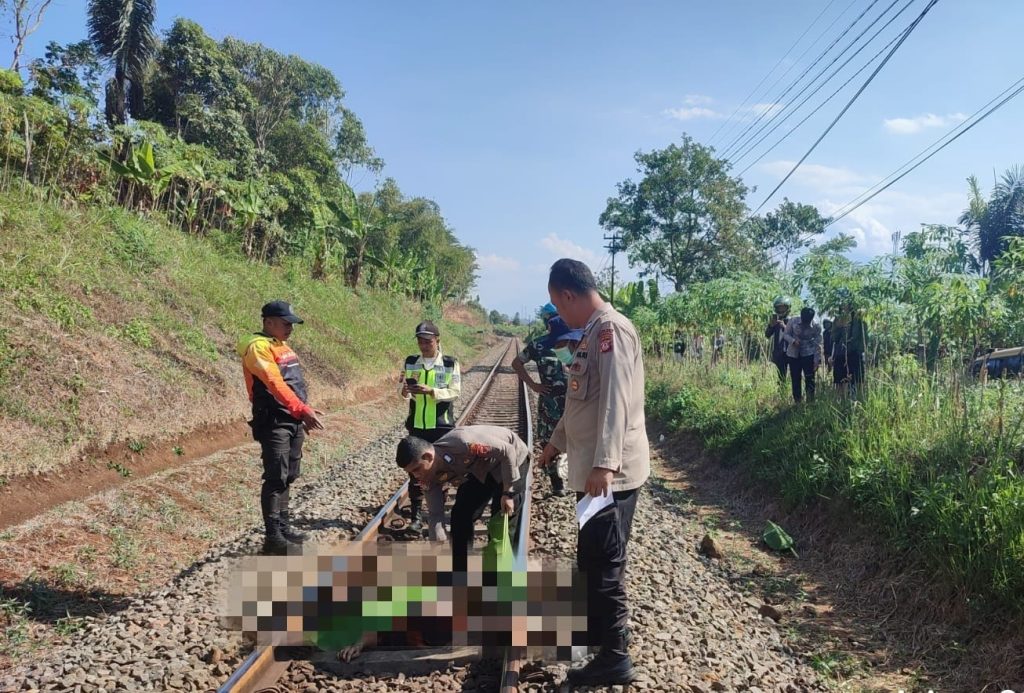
[772,357,788,383]
[255,417,305,511]
[450,471,526,573]
[789,354,816,402]
[576,487,639,646]
[407,427,451,512]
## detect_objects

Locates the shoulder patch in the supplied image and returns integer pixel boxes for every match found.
[442,355,456,368]
[599,328,614,353]
[468,443,491,458]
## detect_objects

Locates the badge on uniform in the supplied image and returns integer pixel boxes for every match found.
[443,454,453,465]
[570,379,579,391]
[468,443,491,458]
[599,328,614,353]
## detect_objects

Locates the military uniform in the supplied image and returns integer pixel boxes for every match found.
[517,337,567,492]
[420,425,530,572]
[550,304,650,649]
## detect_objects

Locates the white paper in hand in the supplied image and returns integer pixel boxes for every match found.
[576,492,614,530]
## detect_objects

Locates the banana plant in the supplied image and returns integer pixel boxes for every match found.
[102,140,175,210]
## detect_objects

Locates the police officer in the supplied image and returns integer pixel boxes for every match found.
[399,320,462,531]
[396,425,530,572]
[765,295,792,383]
[538,259,650,686]
[511,316,582,497]
[237,301,324,555]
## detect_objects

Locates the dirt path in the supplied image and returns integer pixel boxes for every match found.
[650,426,1024,692]
[0,341,505,673]
[0,381,402,530]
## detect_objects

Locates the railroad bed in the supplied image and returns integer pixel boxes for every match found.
[223,337,533,693]
[4,335,828,692]
[2,340,514,693]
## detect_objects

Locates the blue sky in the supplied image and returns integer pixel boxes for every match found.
[17,1,1024,317]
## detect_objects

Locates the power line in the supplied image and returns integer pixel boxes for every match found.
[720,0,885,159]
[714,0,862,152]
[750,0,941,217]
[708,0,841,148]
[827,74,1024,226]
[735,18,908,173]
[725,0,913,164]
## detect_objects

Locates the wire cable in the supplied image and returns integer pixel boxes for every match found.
[827,74,1024,226]
[750,0,941,216]
[708,0,841,148]
[725,0,914,164]
[720,0,885,159]
[735,21,907,173]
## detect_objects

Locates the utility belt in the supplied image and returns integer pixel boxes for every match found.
[248,407,300,440]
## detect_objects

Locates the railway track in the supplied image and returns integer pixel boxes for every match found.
[220,337,532,693]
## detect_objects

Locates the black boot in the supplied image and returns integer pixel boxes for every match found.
[261,494,299,556]
[279,489,307,544]
[409,503,424,533]
[549,470,566,497]
[566,628,636,686]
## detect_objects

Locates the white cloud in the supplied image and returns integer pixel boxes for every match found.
[539,233,603,266]
[683,94,714,106]
[883,112,968,135]
[749,102,783,117]
[759,160,869,191]
[663,106,720,121]
[475,252,520,272]
[757,160,963,258]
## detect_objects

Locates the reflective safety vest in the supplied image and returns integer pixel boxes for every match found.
[404,354,458,432]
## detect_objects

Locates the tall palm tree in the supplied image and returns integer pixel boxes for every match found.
[87,0,156,126]
[980,166,1024,272]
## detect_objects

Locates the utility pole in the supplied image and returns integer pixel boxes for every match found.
[603,232,625,307]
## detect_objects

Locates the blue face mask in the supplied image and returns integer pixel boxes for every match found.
[554,346,574,366]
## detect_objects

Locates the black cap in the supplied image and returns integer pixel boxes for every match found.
[261,300,304,324]
[415,320,440,337]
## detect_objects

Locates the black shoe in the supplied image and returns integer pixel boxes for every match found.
[550,474,566,497]
[261,533,300,555]
[566,630,636,686]
[279,512,307,543]
[409,518,425,533]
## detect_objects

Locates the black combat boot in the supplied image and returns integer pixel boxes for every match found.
[279,489,307,544]
[549,470,566,497]
[408,500,424,532]
[261,495,300,555]
[566,628,636,686]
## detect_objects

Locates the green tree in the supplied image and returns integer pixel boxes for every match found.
[87,0,157,126]
[599,134,751,291]
[746,198,831,271]
[976,167,1024,271]
[28,40,102,108]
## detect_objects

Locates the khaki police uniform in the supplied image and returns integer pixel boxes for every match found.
[419,425,530,571]
[549,303,649,646]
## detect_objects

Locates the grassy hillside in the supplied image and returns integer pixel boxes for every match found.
[646,357,1024,612]
[0,185,489,478]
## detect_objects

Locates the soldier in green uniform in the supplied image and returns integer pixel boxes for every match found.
[511,316,581,497]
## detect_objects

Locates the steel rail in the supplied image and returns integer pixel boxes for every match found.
[220,336,528,693]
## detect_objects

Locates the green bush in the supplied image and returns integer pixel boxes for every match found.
[647,357,1024,612]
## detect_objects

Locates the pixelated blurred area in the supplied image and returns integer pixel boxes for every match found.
[223,542,589,664]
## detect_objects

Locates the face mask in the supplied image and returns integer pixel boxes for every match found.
[554,346,574,366]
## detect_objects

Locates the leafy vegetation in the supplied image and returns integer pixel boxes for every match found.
[598,131,1024,613]
[0,3,477,306]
